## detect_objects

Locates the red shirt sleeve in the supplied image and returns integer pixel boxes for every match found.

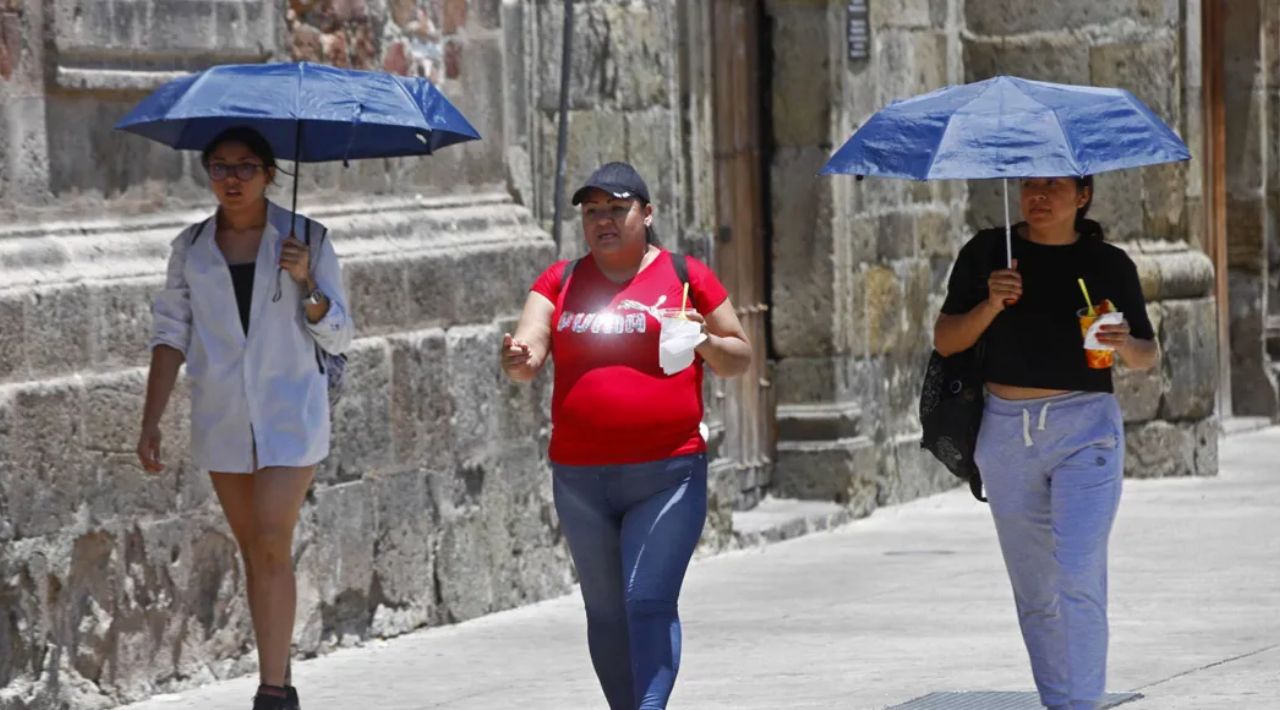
[685,255,730,314]
[531,260,569,302]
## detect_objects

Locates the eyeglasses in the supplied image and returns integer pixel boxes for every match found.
[207,162,265,182]
[582,203,636,222]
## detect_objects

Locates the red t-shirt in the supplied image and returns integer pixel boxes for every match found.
[531,250,730,466]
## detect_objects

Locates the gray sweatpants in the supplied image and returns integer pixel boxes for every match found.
[974,391,1125,710]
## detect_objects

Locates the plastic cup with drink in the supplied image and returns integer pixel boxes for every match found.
[1076,278,1124,369]
[658,284,707,375]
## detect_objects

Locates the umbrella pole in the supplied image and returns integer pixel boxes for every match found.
[292,120,303,231]
[1003,177,1012,268]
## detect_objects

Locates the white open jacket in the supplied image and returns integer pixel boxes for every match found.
[151,201,355,473]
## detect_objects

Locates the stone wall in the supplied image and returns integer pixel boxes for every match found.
[0,2,578,707]
[767,0,972,513]
[1223,0,1280,416]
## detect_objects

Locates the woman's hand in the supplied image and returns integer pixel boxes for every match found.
[137,424,164,473]
[501,333,534,371]
[986,258,1022,310]
[279,237,311,284]
[1094,318,1132,349]
[682,311,709,340]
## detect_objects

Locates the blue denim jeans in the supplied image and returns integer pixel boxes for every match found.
[552,453,708,710]
[975,392,1125,710]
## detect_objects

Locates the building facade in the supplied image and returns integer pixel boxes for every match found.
[0,1,1257,707]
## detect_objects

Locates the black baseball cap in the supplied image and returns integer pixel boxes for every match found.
[571,161,651,205]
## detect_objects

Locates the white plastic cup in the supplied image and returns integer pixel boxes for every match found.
[658,308,705,375]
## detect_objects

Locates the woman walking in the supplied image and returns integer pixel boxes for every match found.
[934,176,1158,710]
[136,127,354,710]
[500,162,752,709]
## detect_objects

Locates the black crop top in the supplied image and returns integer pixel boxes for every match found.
[228,263,255,335]
[940,225,1155,393]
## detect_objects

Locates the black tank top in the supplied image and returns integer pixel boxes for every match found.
[228,263,255,334]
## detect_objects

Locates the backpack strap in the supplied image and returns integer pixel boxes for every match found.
[669,252,690,287]
[555,256,586,312]
[300,216,331,375]
[189,216,214,245]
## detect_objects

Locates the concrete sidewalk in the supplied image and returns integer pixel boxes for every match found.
[122,429,1280,709]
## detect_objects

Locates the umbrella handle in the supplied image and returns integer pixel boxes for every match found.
[1002,177,1019,308]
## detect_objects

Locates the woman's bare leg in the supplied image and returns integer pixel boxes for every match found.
[247,465,314,687]
[211,466,314,688]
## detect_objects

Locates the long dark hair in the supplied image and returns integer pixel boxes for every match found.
[1074,175,1104,240]
[201,127,278,181]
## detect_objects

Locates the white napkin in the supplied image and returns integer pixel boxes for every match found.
[1083,311,1125,351]
[659,316,707,375]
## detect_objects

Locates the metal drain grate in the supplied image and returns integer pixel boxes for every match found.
[887,691,1142,709]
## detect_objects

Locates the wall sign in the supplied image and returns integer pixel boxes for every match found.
[848,0,870,61]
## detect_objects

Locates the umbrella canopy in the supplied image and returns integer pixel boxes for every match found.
[115,61,480,162]
[822,75,1189,180]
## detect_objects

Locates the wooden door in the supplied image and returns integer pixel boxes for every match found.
[711,0,774,506]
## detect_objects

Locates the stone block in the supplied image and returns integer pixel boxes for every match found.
[869,0,932,29]
[1125,419,1196,478]
[0,381,91,539]
[879,435,958,506]
[1114,303,1164,423]
[431,442,567,625]
[1087,171,1144,244]
[606,2,672,111]
[388,329,454,472]
[1142,162,1188,240]
[0,292,27,383]
[864,264,904,355]
[83,373,180,522]
[25,286,91,378]
[1159,298,1217,421]
[776,401,863,442]
[773,435,879,516]
[325,340,393,484]
[343,258,409,335]
[445,324,501,461]
[471,0,501,29]
[296,480,377,647]
[1193,417,1219,476]
[1140,248,1214,300]
[1090,39,1179,125]
[535,2,671,111]
[771,147,837,358]
[877,212,917,261]
[964,37,1089,85]
[1226,196,1266,271]
[624,108,675,208]
[367,468,439,636]
[771,4,832,147]
[444,36,507,185]
[875,30,949,104]
[965,0,1177,35]
[92,279,156,372]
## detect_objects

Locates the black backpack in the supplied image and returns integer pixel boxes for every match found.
[919,234,1006,502]
[919,344,986,501]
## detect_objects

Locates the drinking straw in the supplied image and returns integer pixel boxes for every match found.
[1077,278,1096,316]
[680,282,690,319]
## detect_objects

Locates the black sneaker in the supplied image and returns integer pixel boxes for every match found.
[285,685,301,710]
[252,687,290,710]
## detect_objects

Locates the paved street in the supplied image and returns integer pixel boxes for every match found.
[123,429,1279,710]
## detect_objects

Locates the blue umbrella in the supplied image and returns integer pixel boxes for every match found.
[822,75,1190,264]
[115,61,481,217]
